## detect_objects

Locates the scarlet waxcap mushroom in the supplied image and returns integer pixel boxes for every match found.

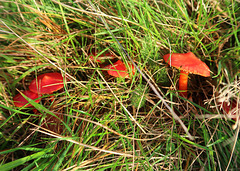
[163,52,210,97]
[29,72,64,94]
[105,60,135,78]
[13,90,41,107]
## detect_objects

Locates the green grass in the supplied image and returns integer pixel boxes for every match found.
[0,0,240,170]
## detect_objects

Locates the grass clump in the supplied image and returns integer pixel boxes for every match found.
[130,84,148,109]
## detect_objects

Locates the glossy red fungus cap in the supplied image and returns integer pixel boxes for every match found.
[13,90,41,107]
[105,60,135,78]
[29,72,64,94]
[163,52,210,77]
[163,52,210,97]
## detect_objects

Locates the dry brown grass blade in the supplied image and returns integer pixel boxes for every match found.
[38,15,66,34]
[27,121,134,158]
[225,124,240,170]
[62,113,165,141]
[63,153,112,171]
[51,0,144,29]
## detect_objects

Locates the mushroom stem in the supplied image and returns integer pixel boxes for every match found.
[179,70,189,97]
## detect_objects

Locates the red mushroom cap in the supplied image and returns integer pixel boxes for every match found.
[163,52,210,77]
[105,60,135,78]
[13,90,41,107]
[29,72,64,94]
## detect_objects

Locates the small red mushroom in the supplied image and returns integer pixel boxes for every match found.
[13,90,41,107]
[105,60,135,78]
[29,72,64,94]
[163,52,210,97]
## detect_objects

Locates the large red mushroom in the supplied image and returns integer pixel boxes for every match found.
[13,90,41,107]
[163,52,210,97]
[29,72,64,94]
